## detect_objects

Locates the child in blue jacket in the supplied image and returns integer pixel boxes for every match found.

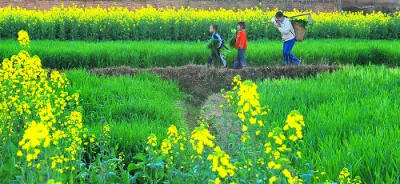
[207,24,227,67]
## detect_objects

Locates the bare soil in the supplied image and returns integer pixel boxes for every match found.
[201,93,239,151]
[90,64,339,101]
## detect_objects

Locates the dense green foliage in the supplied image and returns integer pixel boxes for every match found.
[258,66,400,183]
[67,70,185,161]
[0,39,399,69]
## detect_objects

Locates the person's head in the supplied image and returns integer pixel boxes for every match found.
[237,22,245,31]
[275,11,285,23]
[210,24,218,33]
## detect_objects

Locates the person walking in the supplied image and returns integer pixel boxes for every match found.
[234,22,248,69]
[272,11,301,65]
[207,24,227,67]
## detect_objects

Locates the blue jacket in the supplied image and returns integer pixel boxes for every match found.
[211,32,225,49]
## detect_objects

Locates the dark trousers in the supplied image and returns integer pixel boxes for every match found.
[208,49,227,67]
[234,49,248,69]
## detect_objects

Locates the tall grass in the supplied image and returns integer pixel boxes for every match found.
[0,39,399,69]
[257,66,400,183]
[66,70,185,162]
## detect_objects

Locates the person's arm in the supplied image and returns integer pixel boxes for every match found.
[215,33,223,49]
[266,17,276,24]
[278,19,292,34]
[271,17,276,24]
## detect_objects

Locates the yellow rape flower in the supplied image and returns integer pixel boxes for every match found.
[242,125,248,131]
[2,30,85,171]
[208,146,236,179]
[190,124,215,154]
[17,30,30,47]
[269,176,278,184]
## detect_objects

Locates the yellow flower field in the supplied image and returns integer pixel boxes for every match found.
[0,5,398,40]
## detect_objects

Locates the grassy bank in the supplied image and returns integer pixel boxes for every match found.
[66,70,185,161]
[257,66,400,183]
[0,39,399,69]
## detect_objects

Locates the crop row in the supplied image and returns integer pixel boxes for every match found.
[67,70,185,161]
[0,39,399,69]
[0,6,399,40]
[258,66,400,182]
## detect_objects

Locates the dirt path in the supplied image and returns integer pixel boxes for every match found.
[91,64,338,102]
[200,93,239,150]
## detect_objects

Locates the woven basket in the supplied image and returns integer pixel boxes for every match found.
[292,22,306,42]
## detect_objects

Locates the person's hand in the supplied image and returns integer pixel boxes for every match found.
[274,22,280,28]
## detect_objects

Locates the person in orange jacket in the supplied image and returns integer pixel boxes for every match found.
[234,22,248,69]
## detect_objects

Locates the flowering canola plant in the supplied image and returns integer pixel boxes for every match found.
[0,30,85,181]
[0,5,399,40]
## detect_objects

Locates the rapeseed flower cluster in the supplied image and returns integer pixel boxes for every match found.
[207,146,236,182]
[338,168,362,184]
[222,75,305,184]
[18,121,50,165]
[146,134,157,148]
[103,123,111,138]
[190,124,215,154]
[17,30,30,47]
[145,122,234,183]
[284,111,306,142]
[0,30,84,178]
[224,75,268,143]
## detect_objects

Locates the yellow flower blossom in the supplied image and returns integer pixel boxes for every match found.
[190,124,215,154]
[17,30,30,47]
[269,176,278,184]
[208,146,236,179]
[242,125,248,132]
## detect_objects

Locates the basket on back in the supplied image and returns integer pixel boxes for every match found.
[289,12,312,42]
[291,22,306,42]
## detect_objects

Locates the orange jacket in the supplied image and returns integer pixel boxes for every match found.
[235,30,248,50]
